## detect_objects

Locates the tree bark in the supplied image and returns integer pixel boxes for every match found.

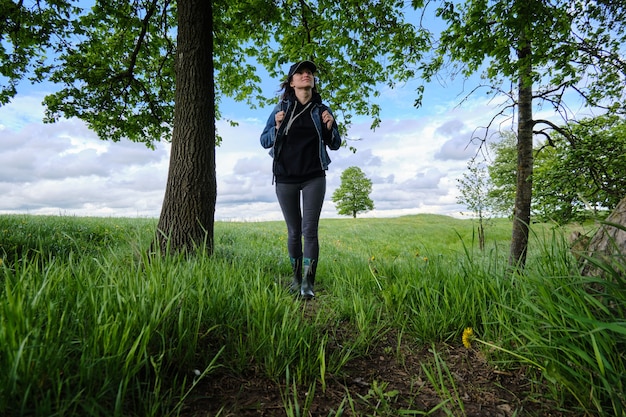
[155,0,216,255]
[581,195,626,277]
[509,35,534,269]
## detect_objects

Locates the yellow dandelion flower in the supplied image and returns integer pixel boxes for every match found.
[370,256,375,261]
[462,327,474,349]
[423,257,428,262]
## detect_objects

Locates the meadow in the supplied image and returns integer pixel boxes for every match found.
[0,214,624,416]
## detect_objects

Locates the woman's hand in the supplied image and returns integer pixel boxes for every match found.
[275,111,285,129]
[322,110,334,130]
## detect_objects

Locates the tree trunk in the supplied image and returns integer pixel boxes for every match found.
[581,195,626,277]
[478,210,485,251]
[155,0,216,255]
[509,29,534,269]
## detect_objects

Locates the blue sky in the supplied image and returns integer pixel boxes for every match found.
[0,4,519,221]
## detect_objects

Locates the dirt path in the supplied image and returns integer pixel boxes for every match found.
[180,332,577,417]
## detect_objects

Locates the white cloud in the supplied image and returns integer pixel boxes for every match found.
[0,90,507,221]
[0,102,170,217]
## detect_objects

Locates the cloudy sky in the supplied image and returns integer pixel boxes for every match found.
[0,59,510,221]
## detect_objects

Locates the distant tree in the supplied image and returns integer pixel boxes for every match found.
[332,167,374,218]
[487,132,517,218]
[457,158,492,250]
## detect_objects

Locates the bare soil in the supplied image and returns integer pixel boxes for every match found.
[180,300,579,417]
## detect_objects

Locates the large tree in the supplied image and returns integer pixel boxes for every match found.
[415,0,626,268]
[43,0,214,254]
[157,0,216,253]
[2,0,426,254]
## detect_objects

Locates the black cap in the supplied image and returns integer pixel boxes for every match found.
[287,60,317,78]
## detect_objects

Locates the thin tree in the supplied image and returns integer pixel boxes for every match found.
[332,166,374,218]
[457,158,491,250]
[414,0,626,268]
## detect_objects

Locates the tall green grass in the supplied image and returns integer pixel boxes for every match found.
[0,214,624,416]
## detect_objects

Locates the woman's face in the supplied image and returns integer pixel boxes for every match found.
[290,68,315,89]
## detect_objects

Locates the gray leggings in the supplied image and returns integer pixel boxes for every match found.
[275,176,326,260]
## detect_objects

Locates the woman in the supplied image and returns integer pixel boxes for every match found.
[260,60,341,299]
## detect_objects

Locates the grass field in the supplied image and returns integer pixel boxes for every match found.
[0,214,624,416]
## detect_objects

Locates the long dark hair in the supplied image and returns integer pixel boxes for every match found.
[279,75,319,100]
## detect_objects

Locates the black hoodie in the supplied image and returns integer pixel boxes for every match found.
[274,93,326,183]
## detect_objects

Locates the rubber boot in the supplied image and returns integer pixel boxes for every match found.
[301,258,317,299]
[289,257,302,293]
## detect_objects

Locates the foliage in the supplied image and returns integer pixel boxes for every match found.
[248,0,428,131]
[488,117,626,223]
[332,166,374,218]
[43,0,178,146]
[416,0,626,267]
[3,0,427,144]
[457,157,495,250]
[457,158,490,217]
[533,115,626,222]
[0,1,77,105]
[486,132,516,217]
[1,214,624,415]
[418,0,626,115]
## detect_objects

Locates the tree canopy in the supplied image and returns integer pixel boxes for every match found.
[3,0,427,143]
